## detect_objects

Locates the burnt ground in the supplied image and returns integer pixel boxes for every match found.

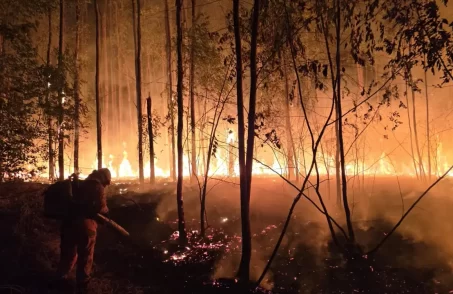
[1,178,453,293]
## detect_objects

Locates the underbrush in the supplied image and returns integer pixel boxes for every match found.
[1,180,453,293]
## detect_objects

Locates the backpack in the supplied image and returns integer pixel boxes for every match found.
[43,175,82,219]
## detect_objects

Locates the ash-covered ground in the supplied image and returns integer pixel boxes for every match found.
[1,176,453,293]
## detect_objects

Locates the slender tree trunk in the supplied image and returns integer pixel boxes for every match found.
[176,0,187,244]
[46,8,55,181]
[107,1,115,148]
[57,0,65,181]
[95,0,103,169]
[335,0,355,244]
[114,1,122,143]
[132,0,144,184]
[189,0,197,182]
[237,0,259,283]
[73,0,81,174]
[101,5,108,154]
[165,0,176,181]
[283,54,297,181]
[424,62,431,181]
[147,96,156,183]
[402,72,418,178]
[409,69,425,180]
[335,118,341,207]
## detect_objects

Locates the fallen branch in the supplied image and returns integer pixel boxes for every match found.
[366,165,453,255]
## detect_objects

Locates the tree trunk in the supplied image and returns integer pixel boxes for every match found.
[335,0,355,244]
[101,4,108,154]
[114,1,122,144]
[46,8,55,181]
[283,53,297,181]
[147,96,156,183]
[95,0,103,169]
[235,0,259,283]
[176,0,187,244]
[189,0,197,182]
[107,1,115,149]
[57,0,65,181]
[335,119,341,207]
[409,69,425,180]
[165,0,176,181]
[132,0,144,184]
[424,61,431,181]
[73,0,81,174]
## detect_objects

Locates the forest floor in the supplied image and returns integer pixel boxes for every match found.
[1,178,453,294]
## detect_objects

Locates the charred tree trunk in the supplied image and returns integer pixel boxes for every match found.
[147,96,156,183]
[57,0,65,181]
[132,0,144,184]
[165,0,176,181]
[46,8,55,181]
[176,0,187,244]
[189,0,197,182]
[95,0,103,169]
[73,0,81,174]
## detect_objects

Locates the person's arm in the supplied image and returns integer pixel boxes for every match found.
[94,182,109,215]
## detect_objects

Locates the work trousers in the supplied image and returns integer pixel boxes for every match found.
[57,218,98,287]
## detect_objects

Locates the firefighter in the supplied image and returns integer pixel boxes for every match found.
[56,168,111,293]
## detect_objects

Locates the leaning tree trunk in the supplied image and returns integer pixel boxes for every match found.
[57,0,65,180]
[46,8,55,181]
[73,0,81,174]
[164,0,176,181]
[95,0,103,169]
[189,0,197,182]
[176,0,187,244]
[147,96,156,183]
[132,0,144,184]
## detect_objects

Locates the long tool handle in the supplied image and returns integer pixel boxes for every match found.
[97,213,130,237]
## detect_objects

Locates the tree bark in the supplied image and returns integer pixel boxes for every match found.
[164,0,176,181]
[176,0,187,244]
[46,8,55,181]
[73,0,81,174]
[147,96,156,183]
[189,0,197,182]
[57,0,65,181]
[95,0,103,169]
[132,0,144,184]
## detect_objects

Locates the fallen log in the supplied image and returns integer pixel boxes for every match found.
[97,213,130,237]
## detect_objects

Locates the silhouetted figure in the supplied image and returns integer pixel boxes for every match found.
[56,168,111,293]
